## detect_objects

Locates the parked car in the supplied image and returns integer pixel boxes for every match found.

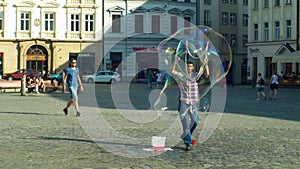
[3,69,39,80]
[82,71,121,84]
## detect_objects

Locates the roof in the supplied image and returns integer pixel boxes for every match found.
[275,42,296,55]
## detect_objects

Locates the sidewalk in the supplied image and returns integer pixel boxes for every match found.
[0,83,299,168]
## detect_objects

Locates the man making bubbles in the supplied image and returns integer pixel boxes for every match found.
[171,57,209,151]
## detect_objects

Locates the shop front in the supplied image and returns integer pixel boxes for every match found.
[272,51,300,85]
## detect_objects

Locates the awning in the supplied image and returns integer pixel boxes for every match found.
[272,51,300,63]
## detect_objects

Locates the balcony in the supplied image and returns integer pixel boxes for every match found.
[41,32,55,38]
[16,31,31,38]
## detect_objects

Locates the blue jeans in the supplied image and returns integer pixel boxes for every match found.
[179,102,199,145]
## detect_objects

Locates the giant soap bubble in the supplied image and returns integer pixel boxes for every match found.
[154,25,232,110]
[77,14,231,157]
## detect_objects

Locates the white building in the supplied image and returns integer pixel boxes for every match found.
[247,0,297,84]
[102,0,197,81]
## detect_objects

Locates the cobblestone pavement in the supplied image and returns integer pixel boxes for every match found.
[0,83,299,169]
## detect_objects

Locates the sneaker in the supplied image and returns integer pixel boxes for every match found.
[63,108,68,116]
[76,112,81,117]
[256,98,260,101]
[185,144,191,151]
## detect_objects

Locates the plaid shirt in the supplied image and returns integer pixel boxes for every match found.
[173,71,199,104]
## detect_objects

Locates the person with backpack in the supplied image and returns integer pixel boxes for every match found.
[256,72,266,100]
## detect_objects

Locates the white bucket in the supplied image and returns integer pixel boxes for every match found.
[151,136,166,150]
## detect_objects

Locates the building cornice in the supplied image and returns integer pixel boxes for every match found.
[39,1,60,8]
[65,4,99,9]
[14,1,36,7]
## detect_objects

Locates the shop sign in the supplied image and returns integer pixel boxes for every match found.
[132,47,158,51]
[26,55,46,61]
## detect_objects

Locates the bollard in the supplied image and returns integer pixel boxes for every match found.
[21,74,27,96]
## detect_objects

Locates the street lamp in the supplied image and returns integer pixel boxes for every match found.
[124,0,128,82]
[196,0,200,26]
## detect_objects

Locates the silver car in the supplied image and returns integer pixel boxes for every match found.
[82,71,121,84]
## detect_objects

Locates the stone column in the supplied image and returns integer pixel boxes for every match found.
[277,61,282,74]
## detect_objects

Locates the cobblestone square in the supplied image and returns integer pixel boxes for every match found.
[0,83,299,168]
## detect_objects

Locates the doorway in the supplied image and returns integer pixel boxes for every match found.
[26,45,48,73]
[136,52,158,79]
[241,59,247,84]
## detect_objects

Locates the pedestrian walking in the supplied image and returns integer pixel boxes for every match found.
[155,71,162,87]
[256,72,266,101]
[147,69,154,89]
[269,72,279,100]
[63,58,84,117]
[171,57,209,151]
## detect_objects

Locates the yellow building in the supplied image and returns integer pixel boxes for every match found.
[0,0,102,77]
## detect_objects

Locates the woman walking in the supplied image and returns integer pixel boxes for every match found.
[256,72,266,101]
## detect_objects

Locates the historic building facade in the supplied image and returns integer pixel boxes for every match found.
[247,0,298,84]
[102,0,197,81]
[199,0,248,84]
[0,0,198,81]
[2,0,255,84]
[0,0,102,77]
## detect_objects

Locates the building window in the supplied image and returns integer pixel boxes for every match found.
[230,13,237,25]
[135,15,143,33]
[0,12,3,30]
[112,14,121,33]
[171,16,177,34]
[230,34,237,47]
[204,0,211,4]
[253,0,259,9]
[184,0,191,2]
[20,12,30,31]
[274,0,280,6]
[152,15,160,34]
[243,0,248,6]
[264,0,269,8]
[204,10,211,27]
[264,22,269,41]
[184,16,191,35]
[243,14,248,27]
[230,0,237,4]
[242,35,248,47]
[274,21,280,40]
[85,14,94,32]
[221,12,228,25]
[222,0,228,3]
[286,0,292,5]
[254,23,258,41]
[70,14,80,32]
[44,13,54,31]
[286,20,291,39]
